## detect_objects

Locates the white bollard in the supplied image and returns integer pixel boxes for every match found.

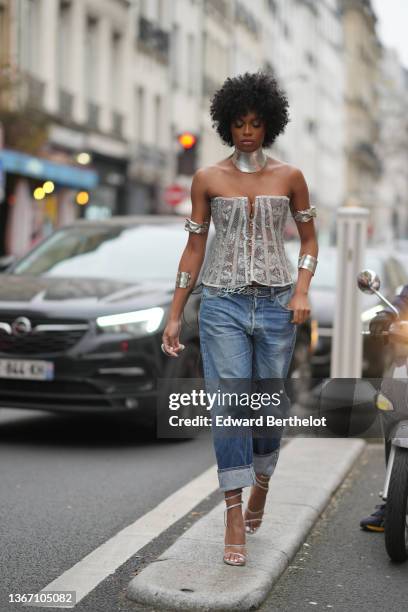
[330,207,369,378]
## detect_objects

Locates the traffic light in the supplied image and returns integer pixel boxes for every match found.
[176,132,198,176]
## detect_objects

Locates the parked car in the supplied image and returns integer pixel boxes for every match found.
[0,215,211,428]
[285,244,408,378]
[0,214,314,423]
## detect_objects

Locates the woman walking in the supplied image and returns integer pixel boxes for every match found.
[162,71,318,566]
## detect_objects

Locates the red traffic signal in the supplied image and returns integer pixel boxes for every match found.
[177,132,197,150]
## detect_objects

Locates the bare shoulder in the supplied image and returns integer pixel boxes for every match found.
[283,163,307,184]
[191,162,228,193]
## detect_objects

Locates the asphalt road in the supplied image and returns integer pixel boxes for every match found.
[260,443,408,612]
[2,408,407,612]
[0,407,216,612]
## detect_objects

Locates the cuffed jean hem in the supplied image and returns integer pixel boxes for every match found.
[218,464,257,491]
[253,449,280,477]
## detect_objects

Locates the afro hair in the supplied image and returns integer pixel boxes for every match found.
[209,71,290,148]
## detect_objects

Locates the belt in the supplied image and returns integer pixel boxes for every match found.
[208,284,293,296]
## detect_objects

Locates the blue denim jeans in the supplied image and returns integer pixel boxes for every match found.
[199,283,298,491]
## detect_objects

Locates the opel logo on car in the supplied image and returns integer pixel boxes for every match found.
[11,317,32,335]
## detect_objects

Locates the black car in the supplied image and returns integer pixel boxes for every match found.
[0,214,314,425]
[0,215,206,426]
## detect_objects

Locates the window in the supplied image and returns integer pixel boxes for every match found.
[0,6,6,63]
[283,22,291,39]
[84,16,99,102]
[157,0,165,27]
[171,24,180,87]
[187,33,195,95]
[111,32,122,110]
[57,1,71,88]
[135,86,145,143]
[267,0,277,14]
[19,0,40,74]
[140,0,148,18]
[305,50,317,67]
[263,60,275,75]
[306,119,317,134]
[154,94,161,146]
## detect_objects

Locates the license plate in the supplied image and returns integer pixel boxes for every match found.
[0,359,54,380]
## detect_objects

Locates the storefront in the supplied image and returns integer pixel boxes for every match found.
[48,125,129,220]
[0,149,98,257]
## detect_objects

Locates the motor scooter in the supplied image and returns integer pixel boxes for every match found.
[358,269,408,562]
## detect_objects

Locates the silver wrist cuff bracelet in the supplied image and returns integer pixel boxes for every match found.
[176,271,192,288]
[184,218,210,234]
[298,254,318,275]
[293,206,317,223]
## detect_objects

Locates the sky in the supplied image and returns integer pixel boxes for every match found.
[371,0,408,69]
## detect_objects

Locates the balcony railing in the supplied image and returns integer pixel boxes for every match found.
[204,0,229,19]
[112,111,124,139]
[16,73,45,110]
[132,142,168,169]
[202,74,219,98]
[295,0,319,16]
[351,140,382,175]
[235,2,260,35]
[87,101,100,131]
[59,88,74,120]
[138,16,169,63]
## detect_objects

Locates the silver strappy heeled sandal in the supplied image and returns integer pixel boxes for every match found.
[223,491,247,566]
[244,474,270,534]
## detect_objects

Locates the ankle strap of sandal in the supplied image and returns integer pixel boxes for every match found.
[225,491,242,502]
[224,500,243,526]
[254,475,270,492]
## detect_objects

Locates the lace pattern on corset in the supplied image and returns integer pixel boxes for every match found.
[201,196,294,288]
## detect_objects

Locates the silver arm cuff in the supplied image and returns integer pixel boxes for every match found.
[293,206,317,223]
[184,218,210,234]
[298,254,318,275]
[176,271,192,288]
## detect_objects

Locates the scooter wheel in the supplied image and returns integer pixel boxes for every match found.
[385,446,408,562]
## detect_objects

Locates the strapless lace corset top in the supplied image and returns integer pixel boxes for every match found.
[200,195,295,288]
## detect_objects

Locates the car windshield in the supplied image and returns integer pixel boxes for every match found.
[11,224,187,282]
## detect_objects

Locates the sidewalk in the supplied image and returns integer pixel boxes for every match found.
[127,438,365,611]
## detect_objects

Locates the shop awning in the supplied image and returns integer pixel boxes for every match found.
[0,149,99,190]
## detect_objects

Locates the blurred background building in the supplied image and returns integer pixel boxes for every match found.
[0,0,407,256]
[376,46,408,244]
[341,0,382,233]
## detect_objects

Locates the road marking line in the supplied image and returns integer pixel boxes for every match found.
[25,464,219,608]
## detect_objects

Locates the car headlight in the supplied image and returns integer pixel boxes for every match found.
[96,307,165,336]
[375,392,394,412]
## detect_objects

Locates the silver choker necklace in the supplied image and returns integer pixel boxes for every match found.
[230,146,267,173]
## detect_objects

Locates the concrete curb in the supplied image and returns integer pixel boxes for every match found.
[127,438,366,611]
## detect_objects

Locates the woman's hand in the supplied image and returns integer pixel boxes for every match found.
[287,291,311,325]
[161,318,185,358]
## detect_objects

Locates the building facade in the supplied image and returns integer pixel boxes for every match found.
[340,0,382,239]
[0,0,132,255]
[0,0,406,256]
[376,47,408,243]
[264,0,347,244]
